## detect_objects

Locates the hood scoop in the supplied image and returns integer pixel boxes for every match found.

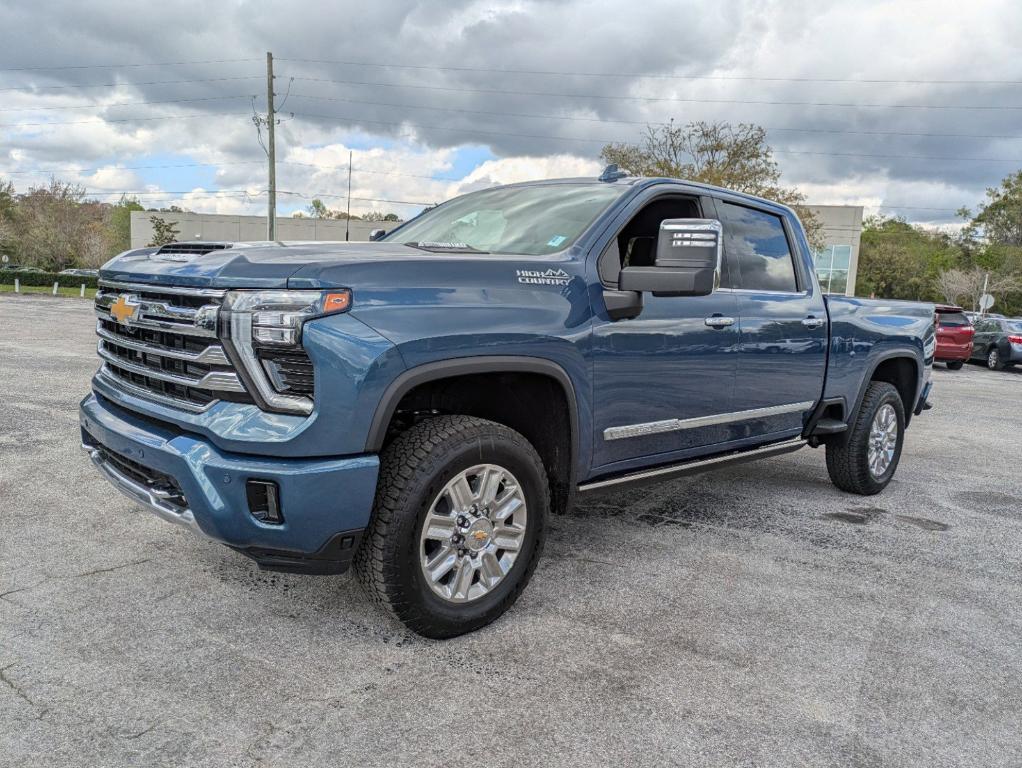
[152,242,235,262]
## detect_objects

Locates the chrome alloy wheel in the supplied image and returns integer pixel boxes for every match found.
[419,464,528,604]
[867,403,898,479]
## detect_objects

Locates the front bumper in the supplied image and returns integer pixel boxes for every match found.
[79,393,379,574]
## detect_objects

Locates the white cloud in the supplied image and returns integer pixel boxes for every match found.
[0,0,1018,224]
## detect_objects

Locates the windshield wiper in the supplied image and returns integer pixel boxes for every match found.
[404,241,489,254]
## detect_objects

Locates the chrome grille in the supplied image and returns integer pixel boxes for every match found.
[94,281,252,411]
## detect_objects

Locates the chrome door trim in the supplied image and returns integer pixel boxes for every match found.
[603,400,815,441]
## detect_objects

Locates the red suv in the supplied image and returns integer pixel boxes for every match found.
[935,305,974,370]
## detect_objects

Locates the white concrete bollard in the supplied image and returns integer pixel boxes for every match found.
[80,284,86,298]
[14,278,19,293]
[53,282,59,296]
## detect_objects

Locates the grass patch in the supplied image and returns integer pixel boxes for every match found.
[0,283,97,299]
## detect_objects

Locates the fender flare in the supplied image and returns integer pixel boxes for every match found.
[849,349,922,428]
[364,355,581,464]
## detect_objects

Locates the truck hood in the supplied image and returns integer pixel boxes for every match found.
[100,241,463,289]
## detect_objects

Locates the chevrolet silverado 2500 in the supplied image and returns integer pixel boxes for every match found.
[80,171,935,637]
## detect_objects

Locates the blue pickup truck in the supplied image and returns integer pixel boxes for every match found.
[80,170,935,637]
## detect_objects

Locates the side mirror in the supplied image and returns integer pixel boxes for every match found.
[369,228,387,241]
[618,219,722,297]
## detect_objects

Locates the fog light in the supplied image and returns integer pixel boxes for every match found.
[246,479,283,524]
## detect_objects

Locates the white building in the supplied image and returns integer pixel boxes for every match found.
[806,205,864,297]
[129,212,399,249]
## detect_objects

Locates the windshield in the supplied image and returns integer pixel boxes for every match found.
[385,184,623,255]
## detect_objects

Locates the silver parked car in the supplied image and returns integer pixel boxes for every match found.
[969,317,1022,370]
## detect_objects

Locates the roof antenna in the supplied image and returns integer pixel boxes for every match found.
[599,163,628,182]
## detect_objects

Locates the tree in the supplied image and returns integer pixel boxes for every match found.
[147,215,180,247]
[0,179,16,260]
[934,268,975,305]
[856,216,958,301]
[7,179,109,270]
[307,198,331,218]
[307,198,361,220]
[363,211,400,222]
[963,170,1022,247]
[935,267,1019,311]
[601,120,823,249]
[105,195,144,255]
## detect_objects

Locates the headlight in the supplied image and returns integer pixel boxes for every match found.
[221,289,352,415]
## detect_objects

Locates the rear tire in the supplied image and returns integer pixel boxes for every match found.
[987,347,1005,370]
[946,360,964,370]
[355,415,548,639]
[826,382,905,495]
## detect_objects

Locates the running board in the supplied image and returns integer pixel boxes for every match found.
[577,438,807,494]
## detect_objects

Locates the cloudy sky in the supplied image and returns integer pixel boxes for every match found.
[1,0,1019,225]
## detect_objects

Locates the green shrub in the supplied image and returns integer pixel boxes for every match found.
[0,271,99,289]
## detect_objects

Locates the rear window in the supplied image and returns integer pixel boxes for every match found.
[938,312,970,327]
[1007,321,1022,333]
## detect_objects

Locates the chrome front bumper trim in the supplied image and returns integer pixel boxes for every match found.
[97,345,246,393]
[81,442,200,533]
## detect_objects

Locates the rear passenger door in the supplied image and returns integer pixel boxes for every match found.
[971,319,996,359]
[718,201,828,438]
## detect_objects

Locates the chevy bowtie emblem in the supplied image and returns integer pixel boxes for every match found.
[109,294,141,325]
[472,530,488,542]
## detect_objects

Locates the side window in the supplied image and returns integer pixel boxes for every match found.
[720,202,799,293]
[597,195,701,286]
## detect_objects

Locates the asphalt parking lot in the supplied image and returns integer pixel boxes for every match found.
[2,293,1021,767]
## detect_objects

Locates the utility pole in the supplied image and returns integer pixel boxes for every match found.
[265,51,277,241]
[345,150,352,241]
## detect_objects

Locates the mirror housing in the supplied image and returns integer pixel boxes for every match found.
[369,228,387,241]
[618,219,722,297]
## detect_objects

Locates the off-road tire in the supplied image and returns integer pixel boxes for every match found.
[946,360,964,370]
[354,415,548,639]
[826,381,905,495]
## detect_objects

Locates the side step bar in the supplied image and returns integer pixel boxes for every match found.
[577,438,807,495]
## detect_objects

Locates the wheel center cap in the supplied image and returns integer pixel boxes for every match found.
[464,518,493,552]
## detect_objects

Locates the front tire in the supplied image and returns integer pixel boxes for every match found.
[355,415,548,638]
[946,360,964,370]
[987,347,1004,370]
[826,382,905,495]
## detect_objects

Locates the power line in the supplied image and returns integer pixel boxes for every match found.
[0,58,261,72]
[289,92,1022,141]
[277,190,434,207]
[0,95,256,112]
[290,111,1022,163]
[292,76,1022,111]
[279,161,462,182]
[0,112,249,128]
[0,76,262,92]
[2,161,265,175]
[278,58,1022,86]
[80,189,265,198]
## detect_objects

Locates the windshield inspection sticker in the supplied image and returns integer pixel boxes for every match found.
[547,235,567,247]
[516,268,570,286]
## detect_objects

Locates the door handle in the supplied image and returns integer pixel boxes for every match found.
[705,315,736,328]
[802,317,826,329]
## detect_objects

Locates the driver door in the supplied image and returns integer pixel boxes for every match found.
[589,193,740,473]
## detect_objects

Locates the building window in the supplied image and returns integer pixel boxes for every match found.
[814,244,851,295]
